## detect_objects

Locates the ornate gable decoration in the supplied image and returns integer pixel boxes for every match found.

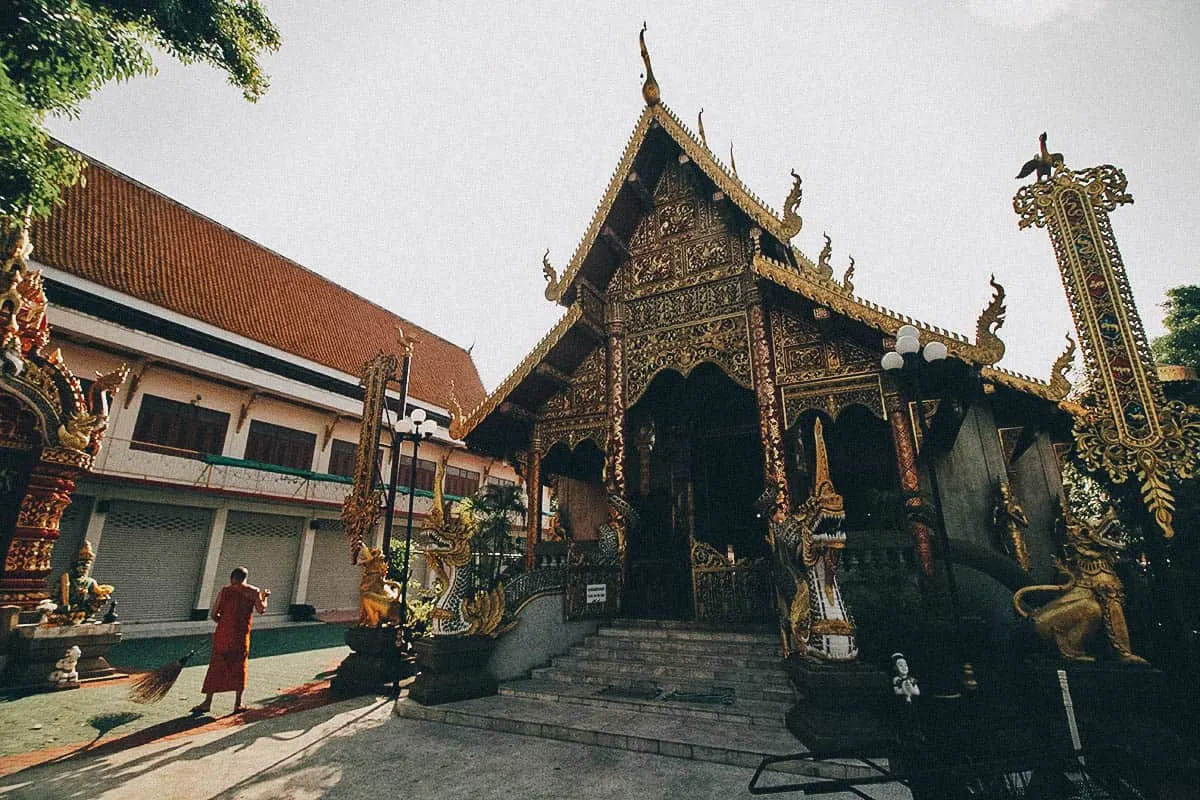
[618,159,753,403]
[538,346,608,454]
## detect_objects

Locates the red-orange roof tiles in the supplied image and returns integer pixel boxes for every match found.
[30,153,485,412]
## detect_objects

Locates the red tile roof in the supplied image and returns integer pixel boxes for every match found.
[29,152,485,412]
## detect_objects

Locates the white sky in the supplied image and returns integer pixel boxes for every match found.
[47,1,1199,392]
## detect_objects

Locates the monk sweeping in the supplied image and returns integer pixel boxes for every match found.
[191,567,270,714]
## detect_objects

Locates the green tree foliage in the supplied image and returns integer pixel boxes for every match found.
[470,483,527,591]
[1152,285,1200,370]
[1,0,279,223]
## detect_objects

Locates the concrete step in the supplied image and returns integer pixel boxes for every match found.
[596,626,778,646]
[393,693,881,781]
[530,665,794,703]
[607,618,775,634]
[581,633,779,658]
[548,655,792,690]
[500,677,791,727]
[570,643,783,671]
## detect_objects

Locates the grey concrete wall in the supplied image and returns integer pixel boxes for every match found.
[1011,432,1064,583]
[490,592,601,681]
[934,404,1008,552]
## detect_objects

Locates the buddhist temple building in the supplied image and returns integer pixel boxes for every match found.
[457,43,1077,652]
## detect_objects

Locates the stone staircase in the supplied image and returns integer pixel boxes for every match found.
[395,619,877,779]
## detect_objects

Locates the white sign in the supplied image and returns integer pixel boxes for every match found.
[586,583,607,604]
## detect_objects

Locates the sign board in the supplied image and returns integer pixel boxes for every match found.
[586,583,607,604]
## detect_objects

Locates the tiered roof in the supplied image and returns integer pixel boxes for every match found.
[31,152,486,412]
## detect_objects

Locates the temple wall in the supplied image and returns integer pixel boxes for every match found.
[935,403,1008,552]
[490,592,600,681]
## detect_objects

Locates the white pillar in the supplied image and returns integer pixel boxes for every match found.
[293,519,316,605]
[195,507,229,611]
[83,497,107,553]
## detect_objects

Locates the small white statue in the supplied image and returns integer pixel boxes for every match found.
[891,652,920,703]
[49,645,82,688]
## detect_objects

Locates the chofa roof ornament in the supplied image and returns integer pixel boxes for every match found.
[639,23,660,107]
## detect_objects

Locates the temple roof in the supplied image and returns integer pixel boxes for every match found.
[31,151,486,412]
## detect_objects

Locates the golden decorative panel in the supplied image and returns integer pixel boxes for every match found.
[781,375,886,428]
[621,159,749,301]
[3,537,55,573]
[538,347,609,455]
[770,306,880,384]
[627,316,753,404]
[624,276,744,335]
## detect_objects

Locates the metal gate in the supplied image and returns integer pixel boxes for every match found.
[92,501,211,623]
[305,521,360,612]
[213,511,304,615]
[49,494,93,584]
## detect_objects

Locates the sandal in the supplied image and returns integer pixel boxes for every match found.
[232,705,248,714]
[190,704,211,714]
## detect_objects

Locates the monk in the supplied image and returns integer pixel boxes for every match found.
[191,567,270,714]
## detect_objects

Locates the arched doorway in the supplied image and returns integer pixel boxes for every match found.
[624,364,765,619]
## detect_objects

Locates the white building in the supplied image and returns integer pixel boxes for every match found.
[27,151,520,626]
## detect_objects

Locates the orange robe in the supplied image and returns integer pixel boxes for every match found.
[201,584,264,693]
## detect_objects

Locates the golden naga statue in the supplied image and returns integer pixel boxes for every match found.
[762,418,856,661]
[355,545,403,628]
[993,482,1032,572]
[422,460,513,637]
[1013,506,1147,665]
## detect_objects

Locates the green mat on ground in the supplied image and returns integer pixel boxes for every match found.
[107,624,350,671]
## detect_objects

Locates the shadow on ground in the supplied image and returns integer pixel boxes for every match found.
[107,624,350,672]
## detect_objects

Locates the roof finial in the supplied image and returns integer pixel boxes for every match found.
[639,23,660,106]
[729,142,738,178]
[697,108,708,148]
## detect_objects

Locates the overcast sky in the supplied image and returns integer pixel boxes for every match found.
[47,1,1199,392]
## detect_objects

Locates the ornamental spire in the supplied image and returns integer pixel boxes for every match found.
[639,23,660,106]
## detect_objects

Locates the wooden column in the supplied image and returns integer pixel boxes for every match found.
[887,396,934,576]
[0,459,79,608]
[746,290,791,513]
[604,304,627,496]
[523,442,542,571]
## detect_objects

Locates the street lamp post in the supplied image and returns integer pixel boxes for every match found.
[393,408,438,630]
[882,325,976,694]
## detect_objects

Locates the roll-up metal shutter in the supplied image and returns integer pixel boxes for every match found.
[213,511,303,615]
[92,501,211,622]
[305,521,361,612]
[49,494,93,584]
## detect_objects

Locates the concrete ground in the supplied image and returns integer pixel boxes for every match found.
[0,623,909,799]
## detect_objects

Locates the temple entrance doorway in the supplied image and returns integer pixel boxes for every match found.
[624,364,765,620]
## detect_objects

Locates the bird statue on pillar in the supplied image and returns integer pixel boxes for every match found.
[1016,132,1065,182]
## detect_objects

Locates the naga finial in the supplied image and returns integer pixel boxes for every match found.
[542,249,561,302]
[448,380,469,440]
[639,23,660,106]
[1047,333,1076,401]
[811,417,844,511]
[697,108,708,148]
[974,274,1007,365]
[816,233,833,278]
[842,256,855,295]
[729,142,738,178]
[779,170,803,240]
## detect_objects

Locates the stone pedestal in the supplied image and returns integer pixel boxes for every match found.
[330,625,414,698]
[408,635,497,706]
[784,656,892,754]
[1,622,121,691]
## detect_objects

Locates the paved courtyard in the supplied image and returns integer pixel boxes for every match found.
[0,624,908,799]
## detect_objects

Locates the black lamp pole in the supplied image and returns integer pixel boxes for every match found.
[398,429,425,629]
[883,327,975,694]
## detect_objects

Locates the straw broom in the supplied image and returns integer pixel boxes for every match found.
[129,650,198,704]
